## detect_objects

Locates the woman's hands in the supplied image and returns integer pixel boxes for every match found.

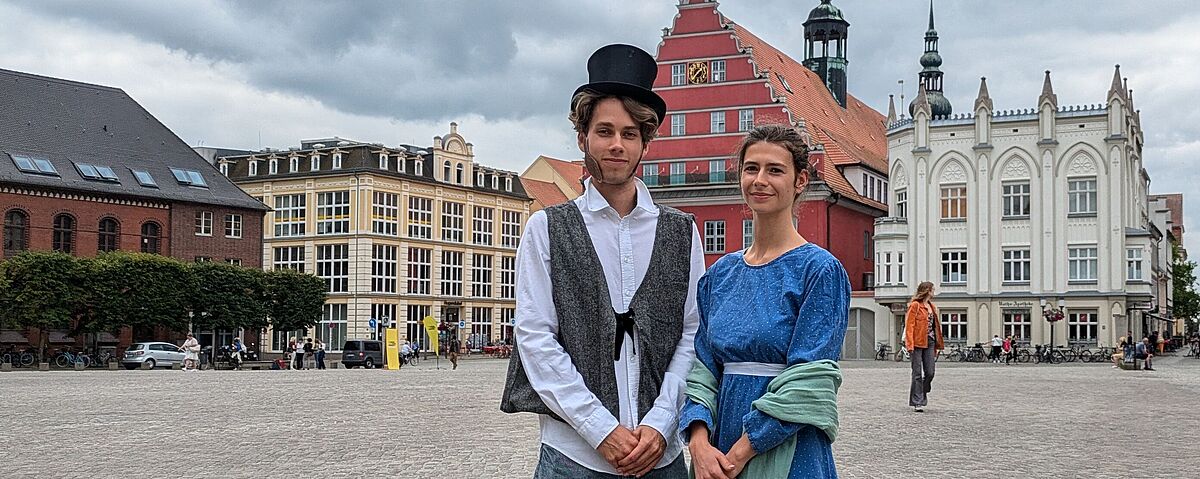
[688,424,736,479]
[724,434,757,478]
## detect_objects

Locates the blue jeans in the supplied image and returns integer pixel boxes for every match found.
[533,444,687,479]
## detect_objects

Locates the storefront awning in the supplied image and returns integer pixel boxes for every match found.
[0,330,29,343]
[96,332,120,344]
[47,331,75,343]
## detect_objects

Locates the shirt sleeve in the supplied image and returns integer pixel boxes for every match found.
[513,211,619,449]
[742,260,851,454]
[677,253,720,443]
[640,224,705,441]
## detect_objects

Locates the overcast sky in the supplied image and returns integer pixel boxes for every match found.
[2,0,1198,254]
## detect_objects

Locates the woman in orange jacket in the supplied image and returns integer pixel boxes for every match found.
[904,281,944,412]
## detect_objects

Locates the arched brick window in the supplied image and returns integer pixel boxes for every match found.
[98,217,120,252]
[3,209,29,258]
[140,221,161,254]
[52,213,76,254]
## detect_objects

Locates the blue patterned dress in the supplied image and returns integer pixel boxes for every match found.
[678,243,850,479]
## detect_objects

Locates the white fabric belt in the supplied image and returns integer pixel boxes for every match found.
[724,361,786,377]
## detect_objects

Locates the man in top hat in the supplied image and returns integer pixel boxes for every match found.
[501,44,703,478]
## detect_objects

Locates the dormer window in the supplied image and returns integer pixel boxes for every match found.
[491,175,499,190]
[379,153,388,170]
[269,159,278,175]
[505,177,512,192]
[415,160,423,176]
[289,157,298,173]
[248,161,258,177]
[219,162,229,176]
[397,156,405,173]
[311,155,320,171]
[477,172,484,186]
[332,153,342,170]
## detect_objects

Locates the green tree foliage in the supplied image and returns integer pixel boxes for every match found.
[264,269,327,333]
[0,251,90,358]
[90,252,194,334]
[1171,243,1200,333]
[189,261,269,333]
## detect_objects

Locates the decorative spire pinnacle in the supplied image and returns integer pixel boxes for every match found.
[887,94,897,124]
[913,83,931,118]
[974,76,993,111]
[1039,70,1057,108]
[928,0,936,32]
[1107,64,1125,101]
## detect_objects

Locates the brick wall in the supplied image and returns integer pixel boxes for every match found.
[0,190,171,258]
[168,202,264,267]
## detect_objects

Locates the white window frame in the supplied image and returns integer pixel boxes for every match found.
[407,247,432,295]
[441,201,465,243]
[711,59,726,82]
[499,255,516,299]
[884,252,892,285]
[407,196,433,239]
[1003,311,1032,345]
[317,303,348,352]
[195,211,213,236]
[270,159,279,175]
[671,114,685,136]
[941,250,967,284]
[1067,311,1099,346]
[1068,178,1098,215]
[709,159,725,182]
[471,253,493,298]
[473,206,494,246]
[332,153,342,170]
[1002,249,1031,283]
[1002,182,1031,218]
[704,220,725,254]
[742,218,753,249]
[505,177,512,192]
[316,190,351,235]
[671,63,685,86]
[379,153,389,169]
[371,244,398,293]
[501,210,522,248]
[940,311,968,344]
[273,246,305,272]
[642,164,658,186]
[1127,247,1144,281]
[289,157,298,173]
[895,189,908,218]
[316,243,349,293]
[273,194,306,237]
[738,109,754,131]
[372,192,399,236]
[247,161,257,177]
[1069,246,1098,281]
[940,185,967,220]
[311,155,320,171]
[670,162,685,185]
[224,214,242,239]
[897,252,905,284]
[441,250,463,297]
[710,111,725,134]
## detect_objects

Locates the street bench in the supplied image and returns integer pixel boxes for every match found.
[1118,358,1143,371]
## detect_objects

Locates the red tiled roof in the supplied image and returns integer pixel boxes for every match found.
[542,156,585,194]
[520,178,570,207]
[729,23,888,210]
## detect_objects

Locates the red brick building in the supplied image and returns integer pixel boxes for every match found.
[644,0,888,292]
[0,68,267,351]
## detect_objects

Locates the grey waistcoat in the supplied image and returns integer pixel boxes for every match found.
[500,201,694,423]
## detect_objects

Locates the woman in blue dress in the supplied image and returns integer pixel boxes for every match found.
[680,125,850,479]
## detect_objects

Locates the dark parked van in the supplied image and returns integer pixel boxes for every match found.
[341,339,384,368]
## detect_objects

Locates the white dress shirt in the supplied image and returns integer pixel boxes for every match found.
[514,178,704,473]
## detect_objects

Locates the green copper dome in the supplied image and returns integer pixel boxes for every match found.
[808,0,844,22]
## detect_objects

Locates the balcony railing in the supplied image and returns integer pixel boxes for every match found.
[873,216,908,238]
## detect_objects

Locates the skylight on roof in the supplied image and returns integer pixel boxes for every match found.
[170,167,208,188]
[76,163,101,179]
[75,162,120,183]
[95,165,118,181]
[10,154,59,176]
[132,169,157,188]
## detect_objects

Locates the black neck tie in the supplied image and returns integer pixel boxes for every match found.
[614,309,636,360]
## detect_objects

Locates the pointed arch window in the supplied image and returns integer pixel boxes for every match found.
[140,222,161,254]
[98,217,120,252]
[3,209,28,258]
[52,213,75,254]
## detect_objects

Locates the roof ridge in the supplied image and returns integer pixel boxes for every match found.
[0,68,124,93]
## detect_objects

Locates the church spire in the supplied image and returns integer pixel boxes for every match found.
[886,94,897,125]
[909,0,951,118]
[1038,70,1057,108]
[803,0,851,108]
[974,77,992,112]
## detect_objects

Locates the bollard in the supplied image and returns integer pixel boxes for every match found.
[73,362,85,371]
[1,362,11,372]
[108,362,118,370]
[39,362,50,371]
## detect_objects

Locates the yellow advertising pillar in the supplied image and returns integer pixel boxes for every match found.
[385,328,400,370]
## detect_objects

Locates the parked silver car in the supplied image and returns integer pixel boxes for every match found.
[121,342,185,369]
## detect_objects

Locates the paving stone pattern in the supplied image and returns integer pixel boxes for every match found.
[2,356,1198,478]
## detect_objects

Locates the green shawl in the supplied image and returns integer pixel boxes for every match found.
[684,359,842,478]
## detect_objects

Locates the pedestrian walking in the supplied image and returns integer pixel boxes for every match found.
[449,335,460,370]
[500,43,700,478]
[681,124,849,479]
[181,332,201,371]
[990,335,1003,363]
[314,338,326,370]
[904,281,943,412]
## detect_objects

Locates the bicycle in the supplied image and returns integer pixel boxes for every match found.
[1034,344,1068,364]
[893,347,910,362]
[965,343,988,362]
[51,349,90,368]
[939,344,965,362]
[88,350,115,368]
[2,347,37,368]
[875,342,892,361]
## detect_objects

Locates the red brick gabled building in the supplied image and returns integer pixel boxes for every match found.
[643,0,888,293]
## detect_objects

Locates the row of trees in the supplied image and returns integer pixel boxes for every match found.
[0,251,328,357]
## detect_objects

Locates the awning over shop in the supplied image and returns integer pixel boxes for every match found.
[0,330,29,343]
[1145,313,1174,323]
[96,332,120,344]
[47,331,75,343]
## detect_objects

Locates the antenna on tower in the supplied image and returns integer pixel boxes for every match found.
[898,79,906,119]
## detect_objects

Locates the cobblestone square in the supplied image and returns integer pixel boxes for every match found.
[2,356,1198,478]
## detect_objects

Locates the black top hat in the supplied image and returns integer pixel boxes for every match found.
[573,44,667,123]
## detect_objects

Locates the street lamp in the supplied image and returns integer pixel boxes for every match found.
[1041,298,1066,351]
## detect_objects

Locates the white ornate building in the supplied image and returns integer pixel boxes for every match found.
[873,62,1162,349]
